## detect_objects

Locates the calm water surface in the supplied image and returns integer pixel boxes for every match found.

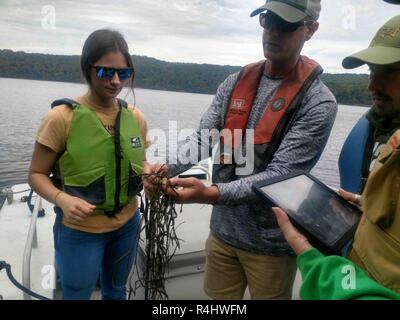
[0,77,368,190]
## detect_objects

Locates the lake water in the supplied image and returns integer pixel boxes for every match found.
[0,77,368,190]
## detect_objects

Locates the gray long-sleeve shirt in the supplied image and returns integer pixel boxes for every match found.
[168,71,337,256]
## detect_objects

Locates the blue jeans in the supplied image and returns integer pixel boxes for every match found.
[53,210,141,300]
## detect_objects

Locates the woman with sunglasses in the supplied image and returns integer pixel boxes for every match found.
[28,29,150,300]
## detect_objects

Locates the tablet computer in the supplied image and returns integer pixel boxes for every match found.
[252,171,362,255]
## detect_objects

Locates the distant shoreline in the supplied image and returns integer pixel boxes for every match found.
[0,76,371,108]
[0,49,372,107]
[0,76,216,97]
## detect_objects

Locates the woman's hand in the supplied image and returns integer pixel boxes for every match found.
[142,161,169,199]
[338,188,363,209]
[272,207,312,255]
[56,192,96,222]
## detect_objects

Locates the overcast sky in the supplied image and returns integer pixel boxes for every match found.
[0,0,398,73]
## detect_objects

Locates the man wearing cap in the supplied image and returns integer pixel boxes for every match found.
[144,0,337,299]
[340,14,400,293]
[340,14,400,195]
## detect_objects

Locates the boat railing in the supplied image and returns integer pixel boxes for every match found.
[178,158,213,182]
[22,195,41,300]
[187,165,211,181]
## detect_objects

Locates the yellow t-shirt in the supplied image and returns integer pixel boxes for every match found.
[36,95,151,233]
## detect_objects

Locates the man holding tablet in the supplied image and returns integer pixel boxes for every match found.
[340,8,400,195]
[342,14,400,294]
[271,11,400,297]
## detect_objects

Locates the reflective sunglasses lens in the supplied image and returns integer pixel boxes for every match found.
[102,67,115,79]
[95,68,103,79]
[118,68,133,80]
[94,66,133,80]
[96,67,114,79]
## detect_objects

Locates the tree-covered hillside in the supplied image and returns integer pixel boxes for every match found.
[0,49,372,106]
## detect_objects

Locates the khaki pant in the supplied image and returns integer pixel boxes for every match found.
[204,233,297,300]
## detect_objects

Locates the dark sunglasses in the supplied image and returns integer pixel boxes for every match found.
[91,65,134,81]
[259,12,312,33]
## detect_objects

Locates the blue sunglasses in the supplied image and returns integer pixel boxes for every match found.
[91,65,134,81]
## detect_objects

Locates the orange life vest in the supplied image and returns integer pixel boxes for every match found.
[213,56,323,182]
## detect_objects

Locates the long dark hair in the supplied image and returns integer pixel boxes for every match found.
[81,29,135,93]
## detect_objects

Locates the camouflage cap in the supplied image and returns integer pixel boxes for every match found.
[342,15,400,69]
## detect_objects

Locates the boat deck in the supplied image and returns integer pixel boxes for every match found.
[0,181,302,300]
[0,184,55,300]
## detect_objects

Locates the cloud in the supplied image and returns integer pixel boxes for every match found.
[0,0,396,72]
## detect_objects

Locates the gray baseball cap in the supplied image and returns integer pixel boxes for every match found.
[342,15,400,69]
[250,0,321,23]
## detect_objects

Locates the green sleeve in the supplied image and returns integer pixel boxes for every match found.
[297,248,400,300]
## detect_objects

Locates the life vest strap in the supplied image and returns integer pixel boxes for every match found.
[50,98,128,109]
